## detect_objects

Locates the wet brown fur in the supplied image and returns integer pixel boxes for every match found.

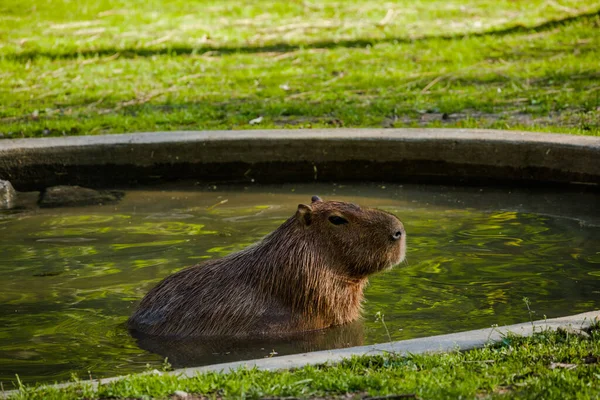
[128,197,406,337]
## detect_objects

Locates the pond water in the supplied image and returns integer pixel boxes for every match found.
[0,182,599,387]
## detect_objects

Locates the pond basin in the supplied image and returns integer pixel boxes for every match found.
[1,182,599,387]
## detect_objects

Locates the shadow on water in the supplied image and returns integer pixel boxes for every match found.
[6,9,599,62]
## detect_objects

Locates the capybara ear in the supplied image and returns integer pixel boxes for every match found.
[296,204,313,226]
[311,195,322,203]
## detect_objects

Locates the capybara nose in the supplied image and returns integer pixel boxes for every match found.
[392,230,403,241]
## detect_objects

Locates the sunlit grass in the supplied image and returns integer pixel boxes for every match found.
[1,1,599,137]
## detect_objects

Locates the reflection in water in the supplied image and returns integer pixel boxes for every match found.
[0,182,598,387]
[131,321,364,367]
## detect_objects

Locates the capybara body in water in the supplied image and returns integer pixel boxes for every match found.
[128,196,406,337]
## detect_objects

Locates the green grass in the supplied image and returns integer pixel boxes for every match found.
[6,324,600,399]
[1,0,599,138]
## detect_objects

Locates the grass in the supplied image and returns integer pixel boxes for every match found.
[0,0,599,138]
[5,323,600,399]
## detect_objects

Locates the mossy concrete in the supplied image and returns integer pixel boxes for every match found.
[0,129,599,191]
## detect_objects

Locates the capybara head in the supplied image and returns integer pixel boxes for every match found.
[294,196,406,278]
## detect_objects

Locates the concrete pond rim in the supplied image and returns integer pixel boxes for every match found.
[1,128,599,393]
[0,128,599,190]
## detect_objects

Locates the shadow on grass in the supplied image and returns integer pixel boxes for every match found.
[5,91,598,138]
[446,69,600,86]
[5,8,600,62]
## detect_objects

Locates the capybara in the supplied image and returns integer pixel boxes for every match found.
[128,196,406,337]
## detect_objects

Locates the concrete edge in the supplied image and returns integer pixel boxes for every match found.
[0,128,600,149]
[8,310,599,395]
[1,128,600,189]
[2,129,600,149]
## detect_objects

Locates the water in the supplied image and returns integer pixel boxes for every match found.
[0,183,599,387]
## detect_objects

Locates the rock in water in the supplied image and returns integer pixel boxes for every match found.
[0,180,17,209]
[39,185,124,208]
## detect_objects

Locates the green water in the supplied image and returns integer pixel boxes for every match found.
[0,183,599,387]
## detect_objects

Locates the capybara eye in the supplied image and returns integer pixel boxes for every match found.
[328,215,348,225]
